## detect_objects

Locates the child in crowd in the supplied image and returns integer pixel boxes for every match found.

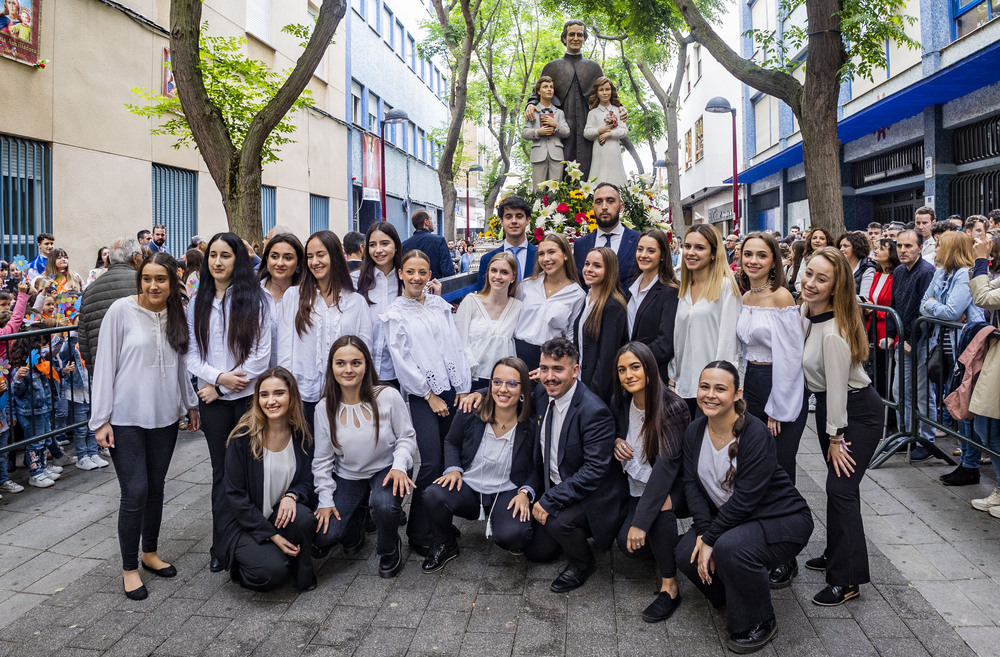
[54,333,104,470]
[9,325,64,487]
[0,357,24,495]
[0,291,11,312]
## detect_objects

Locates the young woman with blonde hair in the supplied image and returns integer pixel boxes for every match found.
[456,251,522,389]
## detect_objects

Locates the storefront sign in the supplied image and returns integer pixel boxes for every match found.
[708,202,734,224]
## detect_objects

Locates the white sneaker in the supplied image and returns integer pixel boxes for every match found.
[0,480,24,493]
[91,454,109,468]
[76,456,98,471]
[52,454,76,467]
[974,488,1000,511]
[99,447,111,458]
[45,464,63,474]
[43,467,61,481]
[29,474,55,488]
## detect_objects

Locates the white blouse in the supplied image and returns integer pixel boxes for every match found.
[261,280,295,369]
[385,294,472,397]
[627,275,654,335]
[513,275,586,345]
[311,387,417,509]
[262,439,296,518]
[351,268,399,381]
[458,425,517,494]
[575,297,595,378]
[89,297,199,431]
[623,401,652,497]
[668,281,742,399]
[698,427,736,509]
[185,288,272,401]
[454,294,522,380]
[276,286,373,403]
[736,305,805,422]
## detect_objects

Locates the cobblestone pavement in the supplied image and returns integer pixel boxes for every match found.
[0,418,996,656]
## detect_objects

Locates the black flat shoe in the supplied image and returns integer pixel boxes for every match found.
[804,554,827,572]
[768,559,798,589]
[408,542,431,558]
[421,542,459,574]
[343,529,367,556]
[379,537,404,579]
[209,556,224,573]
[550,560,596,593]
[311,543,333,560]
[123,581,148,601]
[940,465,981,486]
[641,591,681,623]
[812,583,860,606]
[141,561,177,578]
[727,616,777,654]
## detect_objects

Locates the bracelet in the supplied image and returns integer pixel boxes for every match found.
[423,390,433,401]
[215,385,224,398]
[282,492,297,502]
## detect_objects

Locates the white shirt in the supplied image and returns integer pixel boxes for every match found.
[801,307,871,436]
[698,426,736,508]
[502,240,530,281]
[852,260,875,300]
[351,268,399,380]
[261,280,295,368]
[384,294,472,397]
[276,286,373,403]
[459,425,517,494]
[185,288,272,401]
[89,297,199,431]
[541,382,577,486]
[454,295,522,380]
[922,237,937,266]
[594,222,624,254]
[514,275,586,346]
[736,305,805,423]
[668,280,742,399]
[623,400,652,497]
[627,275,655,335]
[262,439,296,518]
[576,297,595,380]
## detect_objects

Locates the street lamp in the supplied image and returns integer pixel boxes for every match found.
[380,108,409,221]
[465,164,484,240]
[705,96,739,235]
[653,159,668,222]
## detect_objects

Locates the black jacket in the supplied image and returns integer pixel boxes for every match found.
[78,263,136,373]
[574,298,628,405]
[400,228,454,280]
[625,280,679,379]
[220,431,315,569]
[527,383,626,550]
[573,226,640,289]
[683,415,812,547]
[444,411,536,491]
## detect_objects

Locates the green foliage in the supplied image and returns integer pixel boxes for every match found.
[126,26,313,165]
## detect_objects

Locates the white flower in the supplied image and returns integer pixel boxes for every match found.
[622,217,636,229]
[579,180,596,196]
[564,160,582,174]
[566,167,583,181]
[628,184,642,196]
[648,208,663,223]
[532,199,542,214]
[638,173,653,185]
[553,212,566,224]
[541,202,557,218]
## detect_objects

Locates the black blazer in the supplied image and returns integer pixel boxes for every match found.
[573,226,640,288]
[527,383,626,550]
[444,410,536,490]
[683,415,812,547]
[220,431,315,569]
[574,298,628,405]
[625,280,679,379]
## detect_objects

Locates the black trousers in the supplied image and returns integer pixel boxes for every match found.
[109,422,178,571]
[524,498,593,570]
[675,513,811,634]
[406,387,457,547]
[199,397,252,560]
[232,503,316,592]
[616,496,679,579]
[814,384,883,587]
[514,339,541,373]
[743,363,809,485]
[424,484,531,553]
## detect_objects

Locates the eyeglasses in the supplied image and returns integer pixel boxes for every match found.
[491,379,521,389]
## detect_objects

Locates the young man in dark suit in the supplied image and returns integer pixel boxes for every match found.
[478,196,537,290]
[400,210,454,280]
[522,337,625,592]
[572,183,639,288]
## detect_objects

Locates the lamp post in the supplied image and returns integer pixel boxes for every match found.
[652,158,669,223]
[705,96,739,235]
[465,164,484,240]
[380,108,409,221]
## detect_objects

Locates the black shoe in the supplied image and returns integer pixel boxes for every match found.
[297,574,318,592]
[311,543,332,560]
[812,583,860,606]
[908,445,932,462]
[379,537,404,579]
[940,465,981,486]
[123,580,148,601]
[641,591,681,623]
[408,542,431,558]
[768,560,798,589]
[209,556,224,573]
[727,616,777,654]
[550,560,596,593]
[343,529,367,556]
[421,542,459,574]
[141,561,177,578]
[804,554,827,572]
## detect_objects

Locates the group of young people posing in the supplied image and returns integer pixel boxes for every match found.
[87,184,882,654]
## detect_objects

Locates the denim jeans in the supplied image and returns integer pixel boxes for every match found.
[315,465,403,556]
[0,429,9,483]
[17,412,51,476]
[974,416,1000,487]
[958,419,981,469]
[893,342,936,443]
[66,401,97,459]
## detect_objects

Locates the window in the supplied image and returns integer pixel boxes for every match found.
[152,164,197,257]
[695,44,703,81]
[695,117,704,161]
[384,103,398,145]
[953,0,998,39]
[0,135,51,262]
[368,91,379,133]
[753,95,780,152]
[310,194,329,233]
[409,35,416,69]
[308,4,324,78]
[420,58,426,81]
[434,67,441,95]
[383,6,392,44]
[396,22,405,57]
[369,0,380,30]
[351,81,363,126]
[441,75,448,100]
[246,0,270,41]
[351,0,363,14]
[684,130,692,169]
[417,128,426,161]
[260,185,276,234]
[750,0,776,61]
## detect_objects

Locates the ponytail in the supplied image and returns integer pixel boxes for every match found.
[722,397,746,492]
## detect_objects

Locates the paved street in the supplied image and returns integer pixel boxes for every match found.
[0,418,996,657]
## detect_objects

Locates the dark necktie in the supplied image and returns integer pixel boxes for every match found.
[543,400,555,491]
[603,233,612,249]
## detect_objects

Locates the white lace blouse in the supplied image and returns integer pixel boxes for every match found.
[513,275,585,346]
[384,294,472,397]
[736,305,805,422]
[455,295,522,380]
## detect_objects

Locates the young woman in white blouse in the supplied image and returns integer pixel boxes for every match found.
[221,367,317,592]
[187,232,272,574]
[455,252,522,389]
[278,230,372,428]
[800,247,883,607]
[668,224,742,417]
[313,336,416,578]
[513,232,585,371]
[386,250,471,556]
[258,234,304,367]
[92,253,200,600]
[352,222,404,388]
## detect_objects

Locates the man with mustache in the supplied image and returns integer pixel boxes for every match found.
[572,183,639,287]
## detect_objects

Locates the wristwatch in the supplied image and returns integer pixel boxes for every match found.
[215,385,224,398]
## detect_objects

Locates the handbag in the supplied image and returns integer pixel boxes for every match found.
[927,338,946,383]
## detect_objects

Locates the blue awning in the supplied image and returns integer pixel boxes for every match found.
[730,37,1000,185]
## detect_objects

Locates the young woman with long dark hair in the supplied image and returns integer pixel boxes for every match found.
[258,233,304,367]
[221,367,317,592]
[626,229,679,379]
[186,232,271,574]
[613,342,690,623]
[312,336,416,578]
[353,222,404,388]
[576,246,628,404]
[91,252,201,599]
[455,252,522,389]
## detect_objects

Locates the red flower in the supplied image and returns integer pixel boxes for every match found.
[543,195,549,205]
[534,227,546,242]
[575,214,584,225]
[557,203,570,214]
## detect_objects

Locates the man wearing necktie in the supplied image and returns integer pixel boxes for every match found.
[521,337,625,593]
[478,196,537,291]
[572,183,639,288]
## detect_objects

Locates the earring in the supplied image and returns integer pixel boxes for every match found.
[519,395,524,402]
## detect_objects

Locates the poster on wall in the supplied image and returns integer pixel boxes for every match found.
[362,133,383,202]
[163,48,177,98]
[0,0,41,66]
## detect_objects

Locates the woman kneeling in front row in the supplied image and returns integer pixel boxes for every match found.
[221,367,318,592]
[676,362,813,654]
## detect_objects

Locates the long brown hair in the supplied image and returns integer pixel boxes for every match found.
[322,335,382,449]
[805,247,869,366]
[737,232,787,291]
[357,222,404,304]
[583,247,626,340]
[528,232,581,285]
[935,231,975,274]
[638,229,678,287]
[227,367,312,459]
[588,76,622,110]
[137,252,189,355]
[701,360,746,492]
[678,223,739,302]
[477,252,518,299]
[613,342,684,464]
[296,231,354,337]
[804,227,835,257]
[476,357,534,425]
